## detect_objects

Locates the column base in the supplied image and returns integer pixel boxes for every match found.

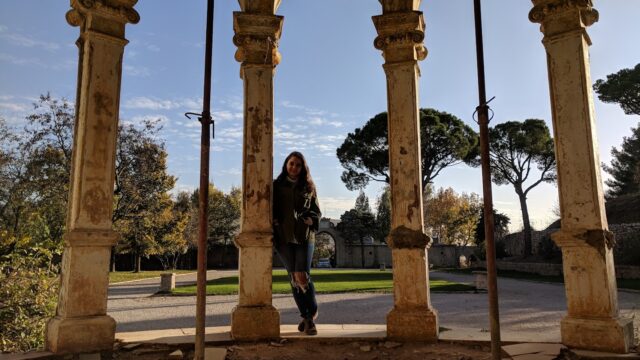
[561,315,634,353]
[231,305,280,340]
[386,306,438,341]
[46,315,115,354]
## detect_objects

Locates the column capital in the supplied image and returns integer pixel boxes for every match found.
[551,228,615,255]
[233,12,283,66]
[372,11,427,64]
[529,0,598,39]
[67,0,140,31]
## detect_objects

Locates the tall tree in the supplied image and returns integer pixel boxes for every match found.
[603,124,640,198]
[593,63,640,116]
[593,64,640,198]
[113,134,176,272]
[375,185,391,243]
[337,108,479,190]
[488,119,556,256]
[424,187,482,246]
[354,190,372,213]
[337,193,376,268]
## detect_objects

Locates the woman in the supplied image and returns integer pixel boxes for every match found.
[273,151,321,335]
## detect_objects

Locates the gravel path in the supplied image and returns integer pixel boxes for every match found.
[107,270,639,342]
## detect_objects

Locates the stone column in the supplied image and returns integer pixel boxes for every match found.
[530,0,633,353]
[46,0,139,354]
[230,2,283,340]
[373,1,438,341]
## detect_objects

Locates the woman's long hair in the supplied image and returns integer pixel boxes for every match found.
[276,151,316,194]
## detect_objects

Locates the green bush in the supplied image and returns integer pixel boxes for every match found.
[0,241,59,353]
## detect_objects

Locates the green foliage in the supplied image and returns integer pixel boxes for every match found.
[474,209,511,245]
[488,119,556,256]
[0,235,59,352]
[603,123,640,198]
[337,194,376,268]
[313,232,335,265]
[375,185,391,242]
[474,209,511,260]
[425,187,482,245]
[337,108,479,191]
[593,63,640,116]
[113,122,176,272]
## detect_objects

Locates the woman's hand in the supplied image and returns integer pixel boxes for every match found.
[303,217,313,226]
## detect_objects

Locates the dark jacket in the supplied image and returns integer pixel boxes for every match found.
[273,178,321,245]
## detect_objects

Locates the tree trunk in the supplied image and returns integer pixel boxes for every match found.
[135,253,141,273]
[516,188,532,257]
[110,246,116,272]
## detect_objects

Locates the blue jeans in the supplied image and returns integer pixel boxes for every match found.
[275,240,318,319]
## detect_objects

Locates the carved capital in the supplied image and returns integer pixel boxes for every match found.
[529,0,598,38]
[372,11,427,64]
[386,226,431,249]
[233,12,283,66]
[67,0,140,29]
[551,228,615,257]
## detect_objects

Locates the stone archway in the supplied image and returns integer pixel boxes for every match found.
[46,0,633,354]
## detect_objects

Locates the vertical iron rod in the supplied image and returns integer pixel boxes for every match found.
[473,0,501,359]
[195,0,214,358]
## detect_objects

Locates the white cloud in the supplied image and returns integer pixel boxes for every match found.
[0,53,45,66]
[217,126,243,139]
[0,31,60,51]
[125,96,177,110]
[123,64,151,77]
[0,102,30,112]
[146,44,160,52]
[212,110,242,122]
[318,196,355,219]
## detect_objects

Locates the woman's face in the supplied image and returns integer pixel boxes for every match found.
[286,156,303,179]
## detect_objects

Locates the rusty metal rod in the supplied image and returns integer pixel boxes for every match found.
[195,0,214,358]
[473,0,501,359]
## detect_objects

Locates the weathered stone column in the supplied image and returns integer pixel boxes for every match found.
[530,0,633,353]
[230,0,283,340]
[373,1,438,341]
[46,0,139,354]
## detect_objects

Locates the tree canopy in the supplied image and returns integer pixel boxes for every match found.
[337,108,479,191]
[593,63,640,116]
[424,187,482,246]
[603,124,640,198]
[488,119,556,256]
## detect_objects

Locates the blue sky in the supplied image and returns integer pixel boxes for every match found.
[1,1,639,232]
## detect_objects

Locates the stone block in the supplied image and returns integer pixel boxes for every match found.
[561,316,634,353]
[46,315,115,354]
[159,273,176,293]
[231,305,280,340]
[386,306,438,341]
[473,271,488,290]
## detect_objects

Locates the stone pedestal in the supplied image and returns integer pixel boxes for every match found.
[530,0,633,353]
[373,1,438,342]
[230,4,283,340]
[46,1,138,354]
[160,273,176,292]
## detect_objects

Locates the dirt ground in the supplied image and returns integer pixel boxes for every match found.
[102,340,498,360]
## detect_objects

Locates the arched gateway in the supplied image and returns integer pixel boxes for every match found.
[45,0,633,354]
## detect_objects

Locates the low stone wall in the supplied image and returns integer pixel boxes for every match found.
[501,223,640,266]
[337,243,477,269]
[476,260,640,279]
